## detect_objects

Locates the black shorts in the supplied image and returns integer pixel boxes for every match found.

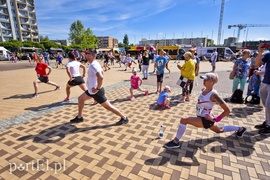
[157,74,164,82]
[38,76,49,83]
[68,76,85,86]
[200,116,214,129]
[85,87,107,104]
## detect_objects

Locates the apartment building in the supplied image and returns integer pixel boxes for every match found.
[96,36,118,48]
[0,0,39,42]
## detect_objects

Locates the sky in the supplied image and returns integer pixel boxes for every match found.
[35,0,270,45]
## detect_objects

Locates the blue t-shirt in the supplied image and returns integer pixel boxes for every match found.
[234,58,250,79]
[262,52,270,84]
[43,52,48,60]
[157,91,168,104]
[155,56,168,74]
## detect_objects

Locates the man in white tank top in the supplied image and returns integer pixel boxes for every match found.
[164,73,247,149]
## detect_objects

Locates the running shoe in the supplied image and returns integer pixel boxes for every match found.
[144,91,149,96]
[63,98,70,102]
[255,121,267,129]
[236,127,247,137]
[130,96,135,101]
[32,93,39,98]
[164,140,180,149]
[70,116,84,123]
[259,126,270,135]
[54,86,61,91]
[116,117,129,125]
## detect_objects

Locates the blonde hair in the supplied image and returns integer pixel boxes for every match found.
[184,52,192,58]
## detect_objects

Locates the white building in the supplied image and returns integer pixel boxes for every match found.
[0,0,39,42]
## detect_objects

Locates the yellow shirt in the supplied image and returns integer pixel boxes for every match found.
[181,59,195,80]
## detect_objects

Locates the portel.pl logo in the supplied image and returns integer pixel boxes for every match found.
[9,158,66,174]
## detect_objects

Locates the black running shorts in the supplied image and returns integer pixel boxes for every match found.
[201,116,214,129]
[38,76,49,83]
[85,87,107,104]
[68,76,85,86]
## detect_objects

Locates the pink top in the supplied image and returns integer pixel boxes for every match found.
[130,76,140,89]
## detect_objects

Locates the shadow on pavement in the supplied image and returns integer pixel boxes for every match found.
[17,122,118,143]
[3,90,55,100]
[25,101,77,111]
[145,130,267,167]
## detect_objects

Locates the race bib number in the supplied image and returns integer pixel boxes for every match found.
[196,104,204,116]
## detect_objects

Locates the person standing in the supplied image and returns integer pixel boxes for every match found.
[70,49,129,125]
[142,51,150,80]
[177,52,195,102]
[43,51,50,65]
[64,52,87,102]
[255,44,270,134]
[56,52,64,68]
[231,49,251,93]
[189,48,200,94]
[32,56,60,98]
[164,73,247,149]
[211,49,218,72]
[154,50,168,93]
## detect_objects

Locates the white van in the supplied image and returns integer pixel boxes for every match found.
[196,46,235,61]
[0,46,11,61]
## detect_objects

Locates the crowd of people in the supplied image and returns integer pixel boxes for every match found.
[28,44,269,151]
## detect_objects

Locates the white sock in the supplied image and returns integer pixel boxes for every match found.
[175,124,186,141]
[223,126,239,132]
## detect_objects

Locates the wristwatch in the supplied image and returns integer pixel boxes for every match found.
[96,87,101,90]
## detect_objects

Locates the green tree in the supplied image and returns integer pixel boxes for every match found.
[0,40,23,51]
[40,40,61,50]
[123,34,129,46]
[40,35,49,41]
[23,41,44,50]
[118,42,125,47]
[69,20,98,49]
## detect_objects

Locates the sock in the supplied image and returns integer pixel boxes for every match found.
[175,124,186,141]
[223,126,239,132]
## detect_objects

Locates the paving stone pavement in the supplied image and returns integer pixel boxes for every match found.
[0,60,269,180]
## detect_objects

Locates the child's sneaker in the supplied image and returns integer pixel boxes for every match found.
[144,91,149,96]
[31,93,39,98]
[130,96,135,101]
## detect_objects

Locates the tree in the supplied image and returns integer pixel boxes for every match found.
[0,40,23,51]
[123,34,129,46]
[69,20,98,49]
[40,40,61,50]
[40,35,49,41]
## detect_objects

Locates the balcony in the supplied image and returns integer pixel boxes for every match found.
[27,0,34,6]
[20,17,28,23]
[29,13,35,19]
[27,6,34,12]
[1,22,11,29]
[17,3,26,10]
[18,10,28,17]
[20,24,30,30]
[2,29,11,36]
[0,15,9,22]
[0,0,6,6]
[22,31,30,37]
[0,8,8,15]
[17,0,26,3]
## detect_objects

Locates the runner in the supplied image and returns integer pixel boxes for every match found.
[164,73,247,149]
[70,49,129,125]
[32,55,61,98]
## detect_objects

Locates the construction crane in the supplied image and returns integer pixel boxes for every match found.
[228,24,270,43]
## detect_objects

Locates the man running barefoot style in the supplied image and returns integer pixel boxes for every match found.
[70,49,129,125]
[164,73,247,149]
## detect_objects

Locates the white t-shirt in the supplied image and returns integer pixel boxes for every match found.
[87,60,102,94]
[211,51,218,62]
[121,55,126,63]
[126,57,133,63]
[66,60,81,77]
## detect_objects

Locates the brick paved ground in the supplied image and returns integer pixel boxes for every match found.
[0,60,269,180]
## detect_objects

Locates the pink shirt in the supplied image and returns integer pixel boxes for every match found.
[130,75,140,89]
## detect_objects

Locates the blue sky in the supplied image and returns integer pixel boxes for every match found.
[35,0,270,44]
